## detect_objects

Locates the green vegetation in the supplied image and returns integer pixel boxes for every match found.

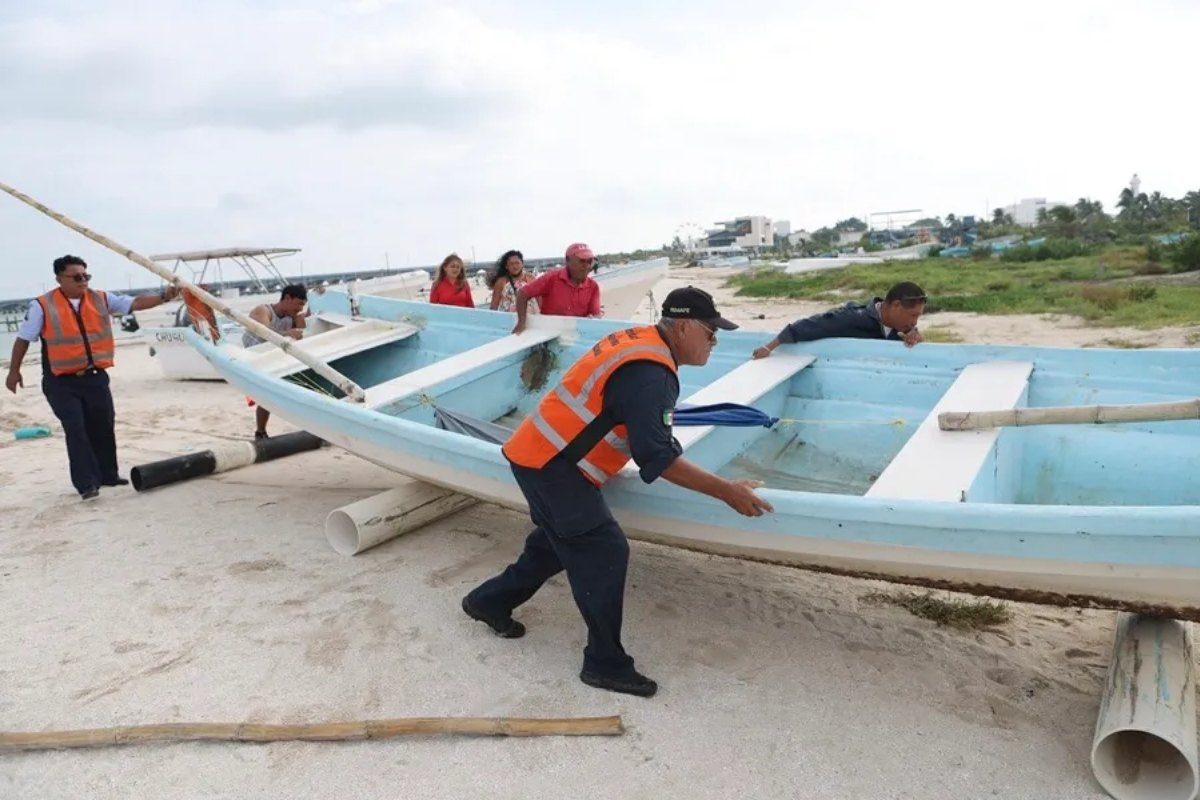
[1170,235,1200,272]
[862,590,1013,631]
[728,243,1200,328]
[999,237,1093,262]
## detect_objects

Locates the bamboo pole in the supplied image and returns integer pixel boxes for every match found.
[0,715,624,752]
[939,398,1200,431]
[0,180,367,404]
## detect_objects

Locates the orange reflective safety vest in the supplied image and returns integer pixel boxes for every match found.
[36,289,115,376]
[502,325,677,486]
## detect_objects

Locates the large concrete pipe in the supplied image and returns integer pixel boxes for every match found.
[325,481,478,556]
[1091,612,1198,800]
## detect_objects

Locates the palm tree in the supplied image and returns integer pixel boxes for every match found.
[1050,205,1076,225]
[1184,191,1200,229]
[1074,198,1104,223]
[1149,192,1166,223]
[1117,188,1134,217]
[1117,187,1147,231]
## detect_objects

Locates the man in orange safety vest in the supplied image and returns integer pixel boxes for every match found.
[6,255,179,499]
[463,286,773,698]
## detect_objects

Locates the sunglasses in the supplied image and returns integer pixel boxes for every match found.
[64,273,92,283]
[695,319,717,341]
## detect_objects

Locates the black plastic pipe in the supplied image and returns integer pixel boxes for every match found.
[131,431,325,492]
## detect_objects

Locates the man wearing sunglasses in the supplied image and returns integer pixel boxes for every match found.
[5,254,180,499]
[463,286,772,699]
[752,281,928,359]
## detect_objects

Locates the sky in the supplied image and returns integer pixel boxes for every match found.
[0,0,1196,298]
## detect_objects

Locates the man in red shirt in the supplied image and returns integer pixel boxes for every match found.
[512,242,601,334]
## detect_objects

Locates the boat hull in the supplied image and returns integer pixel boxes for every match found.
[188,322,1200,620]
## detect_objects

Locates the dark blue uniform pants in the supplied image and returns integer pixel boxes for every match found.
[467,458,635,677]
[42,369,119,494]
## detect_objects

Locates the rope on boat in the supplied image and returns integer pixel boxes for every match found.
[774,417,909,428]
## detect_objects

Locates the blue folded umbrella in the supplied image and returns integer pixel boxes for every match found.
[672,402,778,428]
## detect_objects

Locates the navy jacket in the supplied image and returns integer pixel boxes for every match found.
[777,298,903,344]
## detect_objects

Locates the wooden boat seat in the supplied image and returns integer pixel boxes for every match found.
[237,318,420,379]
[866,360,1033,502]
[366,328,561,408]
[616,353,816,478]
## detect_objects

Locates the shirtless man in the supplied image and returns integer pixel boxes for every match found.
[244,284,307,438]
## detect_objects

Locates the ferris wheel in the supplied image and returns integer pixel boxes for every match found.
[674,222,707,252]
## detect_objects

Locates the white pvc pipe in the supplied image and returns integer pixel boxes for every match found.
[325,482,478,556]
[1092,613,1198,800]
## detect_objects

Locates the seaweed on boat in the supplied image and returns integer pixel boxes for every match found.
[520,344,558,392]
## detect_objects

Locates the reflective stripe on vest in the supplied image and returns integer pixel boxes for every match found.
[502,326,676,485]
[38,289,115,376]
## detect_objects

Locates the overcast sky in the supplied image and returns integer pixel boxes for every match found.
[0,0,1195,298]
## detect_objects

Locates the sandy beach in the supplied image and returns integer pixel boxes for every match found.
[2,266,1191,799]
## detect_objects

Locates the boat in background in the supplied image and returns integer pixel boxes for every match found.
[185,289,1200,621]
[147,254,669,381]
[586,256,669,318]
[698,254,751,268]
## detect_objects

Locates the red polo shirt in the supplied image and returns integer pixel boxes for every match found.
[520,267,601,317]
[429,279,474,308]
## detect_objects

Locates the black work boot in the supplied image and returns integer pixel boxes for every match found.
[580,669,658,698]
[461,595,525,639]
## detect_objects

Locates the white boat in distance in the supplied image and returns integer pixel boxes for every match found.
[144,251,669,381]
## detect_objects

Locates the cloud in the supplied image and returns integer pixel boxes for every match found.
[0,3,532,132]
[0,0,1197,299]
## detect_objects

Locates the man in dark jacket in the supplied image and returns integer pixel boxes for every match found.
[752,281,927,359]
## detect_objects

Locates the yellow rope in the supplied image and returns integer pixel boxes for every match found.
[284,371,337,398]
[278,369,437,417]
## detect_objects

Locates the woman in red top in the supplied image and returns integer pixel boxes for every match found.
[429,253,475,308]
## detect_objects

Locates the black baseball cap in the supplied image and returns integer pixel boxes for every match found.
[661,286,739,330]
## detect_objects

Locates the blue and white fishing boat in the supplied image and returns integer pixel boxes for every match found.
[5,179,1197,800]
[186,288,1200,621]
[147,255,670,381]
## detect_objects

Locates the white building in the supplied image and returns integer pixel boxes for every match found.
[772,220,792,238]
[835,229,867,248]
[1004,197,1069,226]
[704,216,773,251]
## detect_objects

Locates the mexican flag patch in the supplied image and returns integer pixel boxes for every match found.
[662,409,674,427]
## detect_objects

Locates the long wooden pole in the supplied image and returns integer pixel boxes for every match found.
[939,398,1200,431]
[0,180,367,404]
[0,715,624,752]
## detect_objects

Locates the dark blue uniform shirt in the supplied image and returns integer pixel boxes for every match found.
[778,297,903,343]
[601,360,683,483]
